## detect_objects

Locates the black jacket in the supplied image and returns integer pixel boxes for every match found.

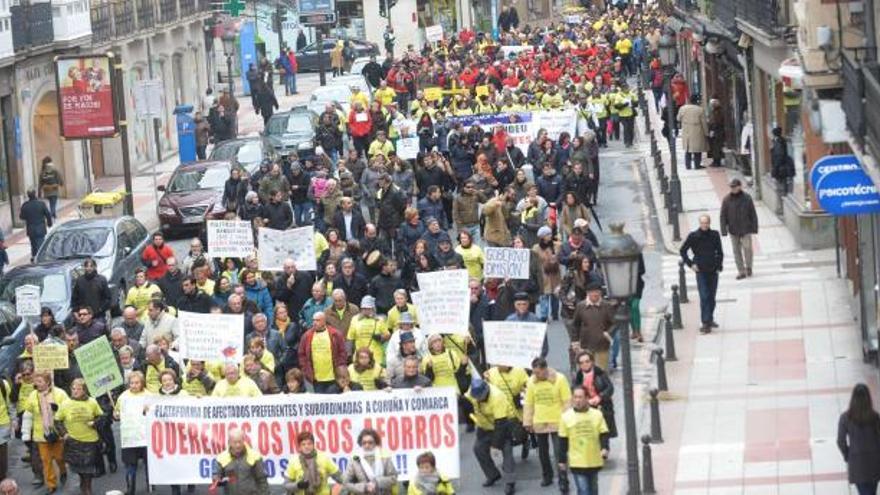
[19,198,52,237]
[261,201,292,230]
[720,192,758,236]
[272,271,314,317]
[331,209,366,241]
[837,412,880,484]
[376,186,406,231]
[361,62,384,88]
[334,273,369,306]
[158,270,185,310]
[573,365,617,437]
[223,178,249,210]
[680,228,724,273]
[71,272,112,317]
[176,290,213,314]
[369,273,404,312]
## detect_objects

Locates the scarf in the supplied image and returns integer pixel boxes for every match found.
[275,316,291,336]
[581,368,598,399]
[414,472,441,493]
[299,451,321,495]
[38,389,55,438]
[356,448,385,481]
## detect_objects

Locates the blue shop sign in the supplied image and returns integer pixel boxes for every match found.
[811,154,880,216]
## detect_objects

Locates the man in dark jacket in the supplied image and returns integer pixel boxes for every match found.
[417,186,447,230]
[70,306,108,345]
[71,258,112,319]
[157,257,185,309]
[375,174,406,243]
[19,190,52,261]
[272,258,314,316]
[497,5,519,32]
[334,258,369,306]
[680,214,724,333]
[361,55,384,89]
[246,64,261,110]
[719,178,758,279]
[177,276,213,314]
[222,168,249,213]
[261,190,293,230]
[256,82,279,126]
[331,196,366,241]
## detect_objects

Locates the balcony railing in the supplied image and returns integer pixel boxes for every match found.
[113,0,135,36]
[89,0,209,45]
[10,2,54,50]
[135,0,154,29]
[737,0,784,34]
[711,0,737,30]
[91,2,112,43]
[863,65,880,159]
[842,51,865,144]
[180,0,195,17]
[159,0,177,23]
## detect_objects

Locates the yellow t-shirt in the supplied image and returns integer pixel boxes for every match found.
[347,315,389,365]
[525,372,571,426]
[368,139,395,159]
[126,283,161,318]
[350,91,370,110]
[285,451,339,495]
[559,408,609,469]
[311,330,335,382]
[211,377,262,397]
[55,397,103,442]
[143,361,168,393]
[386,304,419,331]
[455,244,485,281]
[615,38,632,55]
[197,278,215,296]
[374,87,396,107]
[348,363,387,391]
[25,387,70,442]
[421,351,460,389]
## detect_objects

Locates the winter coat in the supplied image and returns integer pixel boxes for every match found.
[195,118,211,147]
[532,242,561,295]
[482,198,510,247]
[837,412,880,484]
[332,209,366,241]
[19,198,52,237]
[680,228,724,273]
[244,281,274,321]
[222,178,249,211]
[452,192,482,227]
[397,221,426,255]
[261,201,293,231]
[571,300,616,353]
[39,165,64,198]
[417,197,447,229]
[71,272,112,317]
[677,103,708,153]
[573,365,618,437]
[770,137,795,180]
[719,191,758,237]
[376,185,406,231]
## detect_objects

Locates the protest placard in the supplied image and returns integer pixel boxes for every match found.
[483,321,547,369]
[396,137,419,160]
[178,311,244,363]
[257,226,317,272]
[145,388,460,484]
[414,269,470,335]
[33,343,68,370]
[120,395,147,448]
[74,337,123,396]
[425,24,444,43]
[483,247,531,280]
[499,45,535,58]
[424,87,443,101]
[207,220,254,259]
[15,284,41,316]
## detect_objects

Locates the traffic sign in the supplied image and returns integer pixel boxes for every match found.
[811,154,880,216]
[223,0,245,17]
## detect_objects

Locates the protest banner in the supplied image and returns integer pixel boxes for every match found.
[396,137,419,160]
[257,226,318,271]
[447,110,578,154]
[500,45,535,58]
[74,337,123,396]
[483,321,547,369]
[178,311,244,363]
[207,220,254,259]
[121,395,148,448]
[145,388,460,484]
[33,343,69,370]
[425,24,444,43]
[14,284,41,316]
[414,269,470,335]
[483,247,531,279]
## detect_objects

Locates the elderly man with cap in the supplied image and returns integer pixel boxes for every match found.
[506,292,547,357]
[346,296,390,364]
[386,313,427,381]
[719,178,758,280]
[466,378,518,495]
[571,282,616,371]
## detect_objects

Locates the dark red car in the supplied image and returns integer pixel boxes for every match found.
[157,160,232,236]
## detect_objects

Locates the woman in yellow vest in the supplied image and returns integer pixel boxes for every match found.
[348,348,388,391]
[125,268,161,318]
[385,289,418,331]
[283,430,343,495]
[454,230,485,281]
[55,378,104,495]
[24,370,69,494]
[421,334,467,390]
[114,371,152,495]
[183,360,216,396]
[347,296,390,365]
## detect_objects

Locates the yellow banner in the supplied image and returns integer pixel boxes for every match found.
[33,343,69,370]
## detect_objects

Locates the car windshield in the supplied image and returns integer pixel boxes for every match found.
[311,86,351,106]
[168,166,228,192]
[211,142,262,163]
[0,273,69,304]
[39,228,114,260]
[267,113,314,137]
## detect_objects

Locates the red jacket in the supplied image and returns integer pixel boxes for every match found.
[297,326,348,382]
[142,243,174,280]
[348,109,372,138]
[287,52,297,73]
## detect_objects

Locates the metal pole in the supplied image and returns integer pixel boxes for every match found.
[112,52,135,216]
[665,67,682,231]
[649,388,663,443]
[226,53,234,96]
[654,348,668,392]
[316,26,326,86]
[664,312,677,361]
[677,260,689,303]
[146,37,163,164]
[616,300,641,495]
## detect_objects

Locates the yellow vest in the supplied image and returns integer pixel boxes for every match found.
[465,384,515,431]
[217,445,262,468]
[284,451,338,495]
[347,315,389,364]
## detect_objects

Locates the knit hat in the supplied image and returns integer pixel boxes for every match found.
[360,296,376,309]
[537,226,553,238]
[399,312,415,325]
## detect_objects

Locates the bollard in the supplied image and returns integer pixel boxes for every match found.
[642,435,657,494]
[651,134,659,157]
[671,198,681,241]
[660,175,669,208]
[664,313,677,361]
[677,260,690,304]
[671,287,683,329]
[654,348,668,391]
[649,388,663,443]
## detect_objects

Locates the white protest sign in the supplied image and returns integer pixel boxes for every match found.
[178,311,244,363]
[483,247,531,280]
[257,226,318,271]
[425,24,444,43]
[483,321,547,369]
[414,270,470,335]
[207,220,254,259]
[500,45,534,58]
[145,389,460,484]
[396,137,420,159]
[534,109,578,141]
[15,285,41,316]
[120,395,147,448]
[564,14,582,24]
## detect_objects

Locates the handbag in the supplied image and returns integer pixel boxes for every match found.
[497,371,529,446]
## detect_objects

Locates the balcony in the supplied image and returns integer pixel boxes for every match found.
[0,14,12,60]
[842,51,865,144]
[737,0,784,35]
[113,0,135,37]
[158,0,177,23]
[864,65,880,160]
[90,2,112,43]
[52,0,91,43]
[10,2,54,51]
[710,0,737,31]
[135,0,153,29]
[179,0,195,17]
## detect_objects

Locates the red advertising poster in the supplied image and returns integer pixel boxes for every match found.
[55,55,118,139]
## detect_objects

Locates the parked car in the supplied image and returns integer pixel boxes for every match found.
[295,38,378,73]
[209,137,278,174]
[330,74,373,99]
[307,84,356,119]
[157,160,231,236]
[350,55,386,78]
[264,107,316,156]
[35,217,149,313]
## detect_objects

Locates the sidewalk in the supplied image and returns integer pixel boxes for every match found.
[639,97,880,494]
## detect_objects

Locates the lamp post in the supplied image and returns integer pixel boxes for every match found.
[596,223,644,495]
[222,31,236,96]
[659,32,682,241]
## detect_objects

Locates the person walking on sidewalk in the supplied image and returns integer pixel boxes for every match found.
[719,178,758,280]
[19,190,52,262]
[677,94,708,170]
[770,127,795,195]
[38,156,63,219]
[680,214,724,333]
[837,383,880,495]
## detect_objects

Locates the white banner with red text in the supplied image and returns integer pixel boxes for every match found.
[144,388,459,484]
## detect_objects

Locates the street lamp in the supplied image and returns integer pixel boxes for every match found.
[659,31,682,241]
[596,223,643,495]
[221,31,236,96]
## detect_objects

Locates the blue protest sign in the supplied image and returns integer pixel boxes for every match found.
[811,154,880,216]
